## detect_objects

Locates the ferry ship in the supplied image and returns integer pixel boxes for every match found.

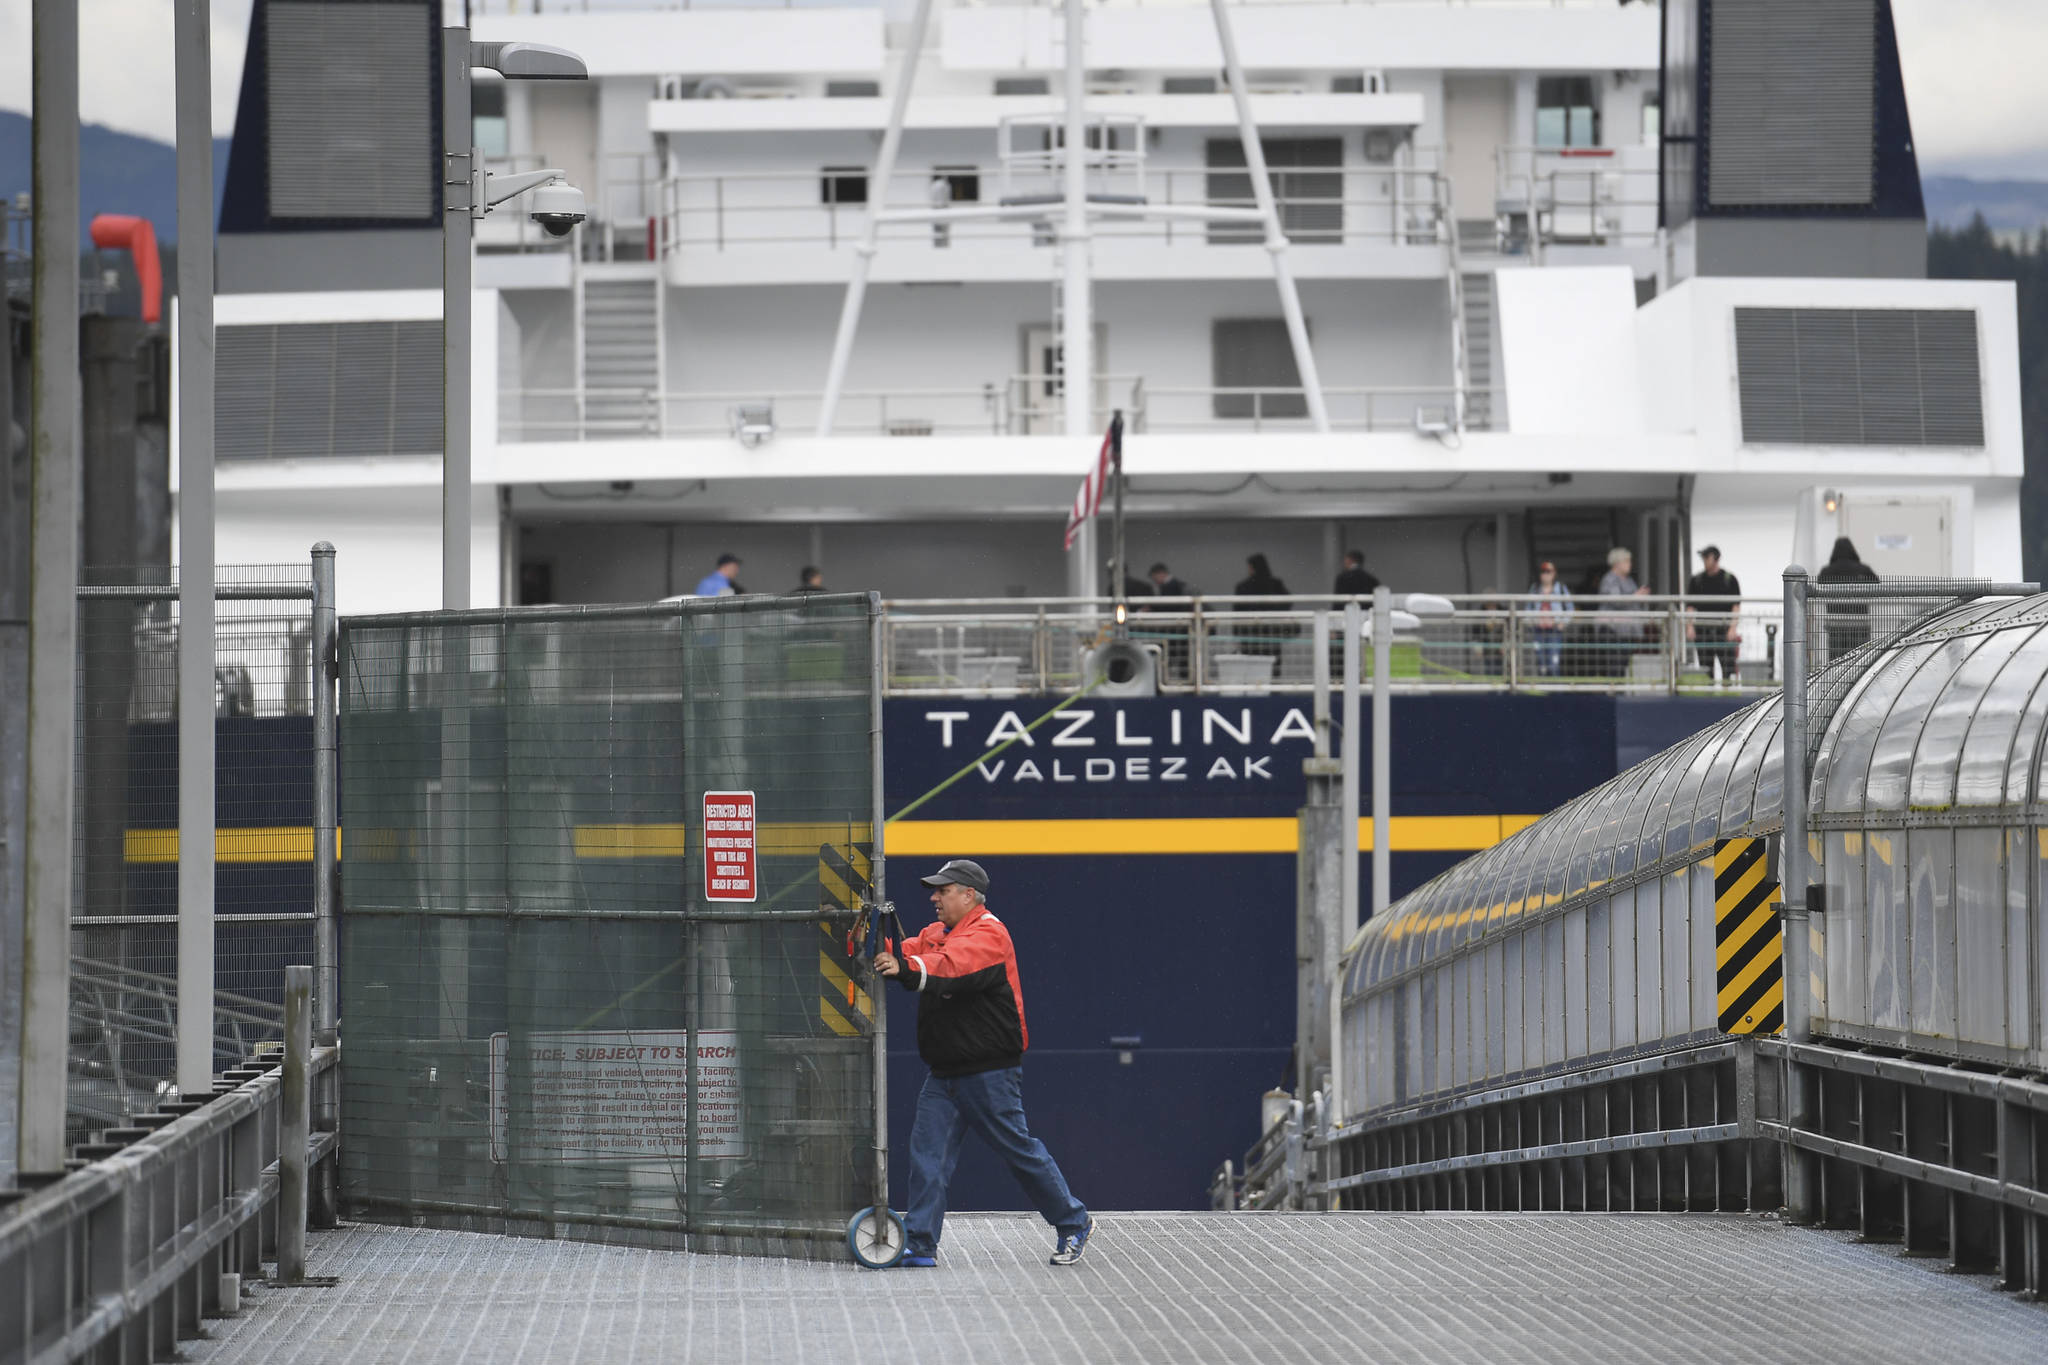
[170,0,2026,1209]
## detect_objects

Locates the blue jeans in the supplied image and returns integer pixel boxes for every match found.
[904,1066,1087,1257]
[1532,632,1562,677]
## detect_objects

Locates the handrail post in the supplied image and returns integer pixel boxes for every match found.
[1034,604,1048,692]
[1506,600,1520,690]
[1371,586,1392,916]
[278,965,311,1283]
[311,545,338,1046]
[1669,599,1681,695]
[1341,599,1362,935]
[1781,566,1816,1223]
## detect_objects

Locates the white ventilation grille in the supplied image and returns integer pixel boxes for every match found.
[218,321,443,459]
[1706,0,1874,208]
[267,1,434,220]
[1735,308,1984,448]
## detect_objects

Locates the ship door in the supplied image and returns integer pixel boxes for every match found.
[1443,76,1512,235]
[1018,324,1108,435]
[1840,495,1952,577]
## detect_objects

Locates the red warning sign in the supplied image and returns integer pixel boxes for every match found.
[703,790,757,902]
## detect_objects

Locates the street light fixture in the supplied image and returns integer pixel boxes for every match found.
[444,29,588,611]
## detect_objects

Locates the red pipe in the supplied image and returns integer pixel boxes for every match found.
[88,214,163,324]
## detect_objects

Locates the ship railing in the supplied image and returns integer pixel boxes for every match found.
[879,594,1786,696]
[1492,143,1662,255]
[495,380,1462,440]
[653,164,1447,255]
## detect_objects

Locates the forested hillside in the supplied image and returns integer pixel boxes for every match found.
[1928,219,2047,580]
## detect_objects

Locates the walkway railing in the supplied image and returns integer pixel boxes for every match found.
[1,972,337,1365]
[880,594,1785,697]
[654,164,1446,257]
[496,380,1461,441]
[1214,1033,2048,1296]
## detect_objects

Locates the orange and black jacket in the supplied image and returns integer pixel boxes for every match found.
[890,905,1029,1078]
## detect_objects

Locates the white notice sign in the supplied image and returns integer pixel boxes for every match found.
[488,1028,743,1163]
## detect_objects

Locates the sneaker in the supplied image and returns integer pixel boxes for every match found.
[899,1254,937,1268]
[1049,1217,1094,1266]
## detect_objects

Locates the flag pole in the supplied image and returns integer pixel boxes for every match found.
[1110,410,1127,638]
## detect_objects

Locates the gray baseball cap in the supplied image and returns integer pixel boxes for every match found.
[919,859,989,893]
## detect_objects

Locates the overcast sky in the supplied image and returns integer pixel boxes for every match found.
[0,0,2043,179]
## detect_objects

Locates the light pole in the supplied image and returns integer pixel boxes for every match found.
[443,32,588,610]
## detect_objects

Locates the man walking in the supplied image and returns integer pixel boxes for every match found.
[875,859,1093,1267]
[693,552,742,597]
[1684,545,1742,684]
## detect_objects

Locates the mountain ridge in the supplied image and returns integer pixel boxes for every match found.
[0,110,231,245]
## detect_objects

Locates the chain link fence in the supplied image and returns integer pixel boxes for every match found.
[67,562,320,1143]
[339,593,883,1258]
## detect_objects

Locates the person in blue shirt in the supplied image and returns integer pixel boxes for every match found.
[693,553,742,597]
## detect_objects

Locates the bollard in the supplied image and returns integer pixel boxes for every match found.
[279,965,311,1282]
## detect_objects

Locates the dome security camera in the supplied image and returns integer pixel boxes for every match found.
[529,181,587,238]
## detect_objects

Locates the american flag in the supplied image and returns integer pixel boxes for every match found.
[1063,414,1122,551]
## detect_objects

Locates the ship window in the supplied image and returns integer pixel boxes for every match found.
[1212,318,1308,421]
[1735,308,1985,448]
[821,167,868,205]
[932,166,980,204]
[1536,76,1600,148]
[994,77,1050,96]
[826,81,880,98]
[1164,76,1219,95]
[1205,137,1343,244]
[1640,92,1660,147]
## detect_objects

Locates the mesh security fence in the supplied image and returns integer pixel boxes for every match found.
[67,563,318,1142]
[339,593,883,1258]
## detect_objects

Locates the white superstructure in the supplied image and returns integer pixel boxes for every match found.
[191,0,2024,623]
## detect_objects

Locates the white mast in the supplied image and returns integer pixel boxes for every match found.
[1060,0,1093,440]
[817,0,1330,444]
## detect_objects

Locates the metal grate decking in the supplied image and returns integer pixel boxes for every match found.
[186,1213,2045,1364]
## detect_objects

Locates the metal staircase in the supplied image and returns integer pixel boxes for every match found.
[1526,505,1621,592]
[1460,271,1496,432]
[577,275,662,438]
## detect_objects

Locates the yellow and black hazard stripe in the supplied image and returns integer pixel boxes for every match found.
[1714,836,1784,1035]
[818,843,875,1038]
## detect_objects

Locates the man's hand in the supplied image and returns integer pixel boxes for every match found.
[874,953,901,978]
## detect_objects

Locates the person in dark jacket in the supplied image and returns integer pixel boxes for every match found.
[1684,546,1741,683]
[1334,550,1380,597]
[876,859,1093,1268]
[1817,536,1881,658]
[1148,562,1192,598]
[1235,553,1288,599]
[1234,553,1292,658]
[792,565,826,593]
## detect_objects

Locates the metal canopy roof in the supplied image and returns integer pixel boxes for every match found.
[1346,592,2048,1000]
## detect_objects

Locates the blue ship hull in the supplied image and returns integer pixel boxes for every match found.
[878,694,1749,1211]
